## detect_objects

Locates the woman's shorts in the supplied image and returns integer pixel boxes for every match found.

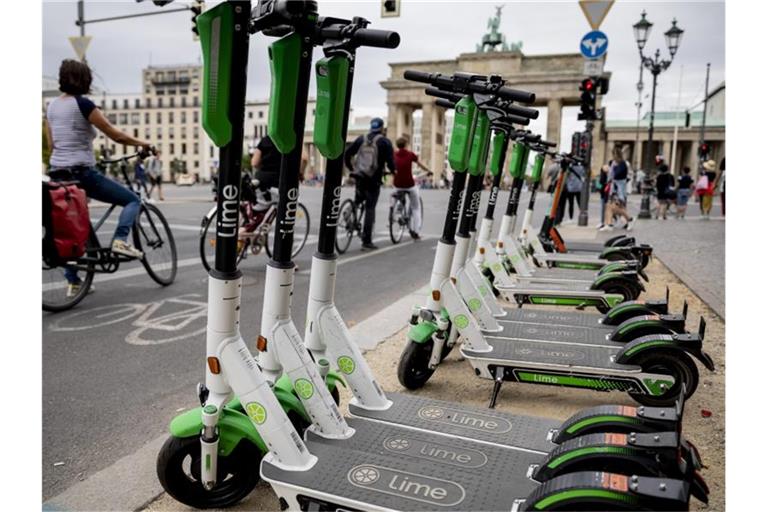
[676,188,691,206]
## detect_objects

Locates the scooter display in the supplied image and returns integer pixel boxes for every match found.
[157,2,709,510]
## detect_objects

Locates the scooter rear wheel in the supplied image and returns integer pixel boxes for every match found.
[397,340,436,390]
[629,350,699,407]
[157,435,261,509]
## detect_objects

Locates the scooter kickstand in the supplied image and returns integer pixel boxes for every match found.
[489,366,505,408]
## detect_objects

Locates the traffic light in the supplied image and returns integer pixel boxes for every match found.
[382,0,401,18]
[698,142,710,158]
[578,78,597,121]
[190,1,205,38]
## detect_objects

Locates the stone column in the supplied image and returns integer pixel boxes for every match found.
[662,140,673,167]
[420,101,435,173]
[546,98,562,149]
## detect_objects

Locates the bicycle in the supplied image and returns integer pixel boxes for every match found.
[335,184,368,254]
[388,171,431,244]
[42,150,178,312]
[199,173,310,271]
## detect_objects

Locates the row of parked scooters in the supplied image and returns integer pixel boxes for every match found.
[156,1,714,510]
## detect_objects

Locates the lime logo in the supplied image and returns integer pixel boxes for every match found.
[337,356,356,375]
[492,263,502,272]
[350,465,380,485]
[467,298,482,312]
[418,406,446,420]
[245,402,267,425]
[453,314,469,329]
[385,437,412,451]
[478,285,488,297]
[294,378,315,400]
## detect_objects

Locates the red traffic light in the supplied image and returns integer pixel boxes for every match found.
[580,78,595,92]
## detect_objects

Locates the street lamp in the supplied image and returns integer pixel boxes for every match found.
[633,11,683,219]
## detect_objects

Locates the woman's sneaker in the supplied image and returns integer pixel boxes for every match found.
[67,281,95,298]
[112,239,144,259]
[625,217,636,231]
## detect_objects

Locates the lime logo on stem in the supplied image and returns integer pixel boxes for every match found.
[294,378,315,400]
[337,356,356,375]
[467,298,482,312]
[492,263,502,273]
[453,314,469,329]
[245,402,267,425]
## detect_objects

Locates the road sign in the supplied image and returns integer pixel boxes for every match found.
[578,0,614,30]
[580,30,608,59]
[583,58,605,76]
[68,35,92,61]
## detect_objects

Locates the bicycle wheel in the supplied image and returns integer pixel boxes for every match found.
[335,198,356,254]
[265,202,310,259]
[134,203,177,286]
[389,195,407,244]
[42,232,97,312]
[417,196,424,231]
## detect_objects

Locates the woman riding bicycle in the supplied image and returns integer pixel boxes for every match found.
[45,59,153,295]
[393,136,430,240]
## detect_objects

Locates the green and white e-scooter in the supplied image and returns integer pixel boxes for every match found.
[398,73,713,409]
[156,3,709,510]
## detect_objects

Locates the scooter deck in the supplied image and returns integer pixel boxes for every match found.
[518,266,600,281]
[560,241,606,253]
[491,321,617,347]
[349,392,557,452]
[497,280,595,292]
[498,307,604,328]
[538,252,606,264]
[462,337,632,374]
[262,417,541,511]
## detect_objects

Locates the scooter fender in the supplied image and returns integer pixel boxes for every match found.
[170,405,267,456]
[609,315,677,342]
[604,235,636,247]
[615,333,716,372]
[599,246,636,261]
[601,300,667,326]
[553,404,681,443]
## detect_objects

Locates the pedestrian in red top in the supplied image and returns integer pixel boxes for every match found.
[393,137,431,239]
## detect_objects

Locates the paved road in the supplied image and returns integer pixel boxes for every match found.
[42,183,724,500]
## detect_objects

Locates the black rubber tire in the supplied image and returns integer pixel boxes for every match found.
[389,195,407,245]
[397,340,436,390]
[599,281,641,303]
[42,231,97,312]
[156,435,261,509]
[265,202,310,259]
[335,199,356,254]
[134,203,177,285]
[629,350,699,406]
[199,209,248,273]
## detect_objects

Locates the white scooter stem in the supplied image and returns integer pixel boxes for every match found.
[206,275,316,471]
[259,264,353,439]
[305,255,391,411]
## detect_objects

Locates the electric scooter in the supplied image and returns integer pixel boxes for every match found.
[398,74,714,409]
[157,4,709,509]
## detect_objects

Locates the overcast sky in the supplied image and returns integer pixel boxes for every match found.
[42,1,725,147]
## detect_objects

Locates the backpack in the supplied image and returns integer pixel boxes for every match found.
[695,175,709,195]
[42,180,90,266]
[353,134,382,178]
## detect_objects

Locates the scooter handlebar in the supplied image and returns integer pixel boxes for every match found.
[424,86,464,103]
[352,28,400,48]
[435,98,456,109]
[468,81,536,104]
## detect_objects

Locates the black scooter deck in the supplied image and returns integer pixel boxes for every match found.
[498,308,604,328]
[262,417,541,511]
[560,241,606,253]
[491,321,617,347]
[462,337,633,373]
[349,392,557,453]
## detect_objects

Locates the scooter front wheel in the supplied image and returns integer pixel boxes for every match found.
[397,340,436,390]
[157,435,262,509]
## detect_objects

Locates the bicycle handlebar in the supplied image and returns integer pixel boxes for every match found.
[99,147,156,165]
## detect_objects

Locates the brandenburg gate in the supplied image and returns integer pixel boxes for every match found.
[380,7,606,178]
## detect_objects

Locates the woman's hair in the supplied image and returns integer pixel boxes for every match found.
[58,59,93,95]
[612,145,624,162]
[396,137,408,149]
[683,166,691,174]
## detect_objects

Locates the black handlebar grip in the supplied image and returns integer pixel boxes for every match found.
[495,86,536,104]
[435,98,456,109]
[539,140,557,148]
[506,114,530,126]
[522,133,541,142]
[424,86,463,102]
[403,70,434,84]
[502,103,539,120]
[354,28,400,48]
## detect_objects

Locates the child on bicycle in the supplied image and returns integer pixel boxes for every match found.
[45,59,153,296]
[393,137,431,240]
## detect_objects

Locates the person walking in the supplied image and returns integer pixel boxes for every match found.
[393,137,431,240]
[697,159,717,219]
[133,156,150,198]
[718,157,725,216]
[596,164,610,229]
[609,145,629,203]
[562,163,583,224]
[147,151,164,201]
[675,166,693,218]
[44,59,152,297]
[655,163,675,220]
[344,117,395,251]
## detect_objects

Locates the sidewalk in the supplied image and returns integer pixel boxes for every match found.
[559,196,725,319]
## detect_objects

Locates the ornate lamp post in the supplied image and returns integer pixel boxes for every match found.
[633,11,684,218]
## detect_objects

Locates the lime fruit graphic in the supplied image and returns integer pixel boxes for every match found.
[245,402,267,425]
[468,298,482,312]
[294,378,315,400]
[454,314,469,329]
[337,356,356,375]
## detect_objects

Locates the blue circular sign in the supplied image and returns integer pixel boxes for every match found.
[580,30,609,59]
